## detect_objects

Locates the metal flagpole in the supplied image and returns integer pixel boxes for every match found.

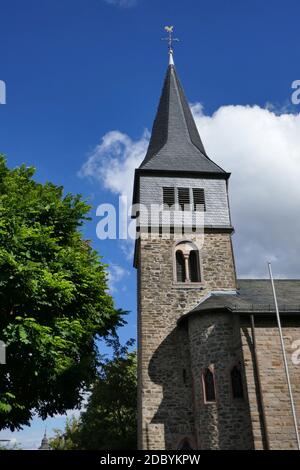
[268,262,300,449]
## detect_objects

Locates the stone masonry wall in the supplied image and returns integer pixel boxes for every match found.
[137,231,237,450]
[241,319,300,449]
[188,312,254,449]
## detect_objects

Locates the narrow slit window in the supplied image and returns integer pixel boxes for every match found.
[163,187,175,208]
[176,250,185,282]
[203,368,216,402]
[193,188,206,211]
[178,188,190,211]
[182,369,187,385]
[231,365,244,399]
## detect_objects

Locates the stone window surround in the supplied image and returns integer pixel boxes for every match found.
[172,240,204,287]
[201,364,217,405]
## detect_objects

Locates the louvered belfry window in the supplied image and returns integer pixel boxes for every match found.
[162,187,205,212]
[178,187,190,211]
[163,187,175,208]
[193,188,206,211]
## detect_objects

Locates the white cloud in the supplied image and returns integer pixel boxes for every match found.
[108,263,130,292]
[80,105,300,278]
[79,131,143,274]
[191,104,300,278]
[79,130,149,203]
[103,0,138,8]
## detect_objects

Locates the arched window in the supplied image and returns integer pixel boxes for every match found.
[174,242,201,283]
[177,438,193,450]
[189,250,200,282]
[231,364,244,399]
[176,250,185,282]
[203,368,216,402]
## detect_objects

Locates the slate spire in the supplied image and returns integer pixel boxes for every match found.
[139,59,226,175]
[38,429,51,450]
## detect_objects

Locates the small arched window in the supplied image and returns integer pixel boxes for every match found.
[189,250,200,282]
[176,250,185,282]
[177,438,193,450]
[203,368,216,403]
[231,364,244,399]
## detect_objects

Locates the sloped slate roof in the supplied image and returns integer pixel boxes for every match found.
[139,64,226,174]
[178,280,300,324]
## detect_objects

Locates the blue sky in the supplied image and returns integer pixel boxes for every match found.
[1,0,300,449]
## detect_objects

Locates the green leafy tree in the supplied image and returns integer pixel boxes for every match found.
[49,339,137,450]
[78,339,137,450]
[0,155,123,430]
[50,416,80,450]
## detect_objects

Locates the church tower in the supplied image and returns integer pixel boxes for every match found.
[38,430,51,450]
[132,41,248,450]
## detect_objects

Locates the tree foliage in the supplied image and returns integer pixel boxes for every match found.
[50,416,80,450]
[50,339,137,450]
[0,155,123,430]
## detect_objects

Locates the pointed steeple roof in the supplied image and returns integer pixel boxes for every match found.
[139,61,226,175]
[39,430,51,450]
